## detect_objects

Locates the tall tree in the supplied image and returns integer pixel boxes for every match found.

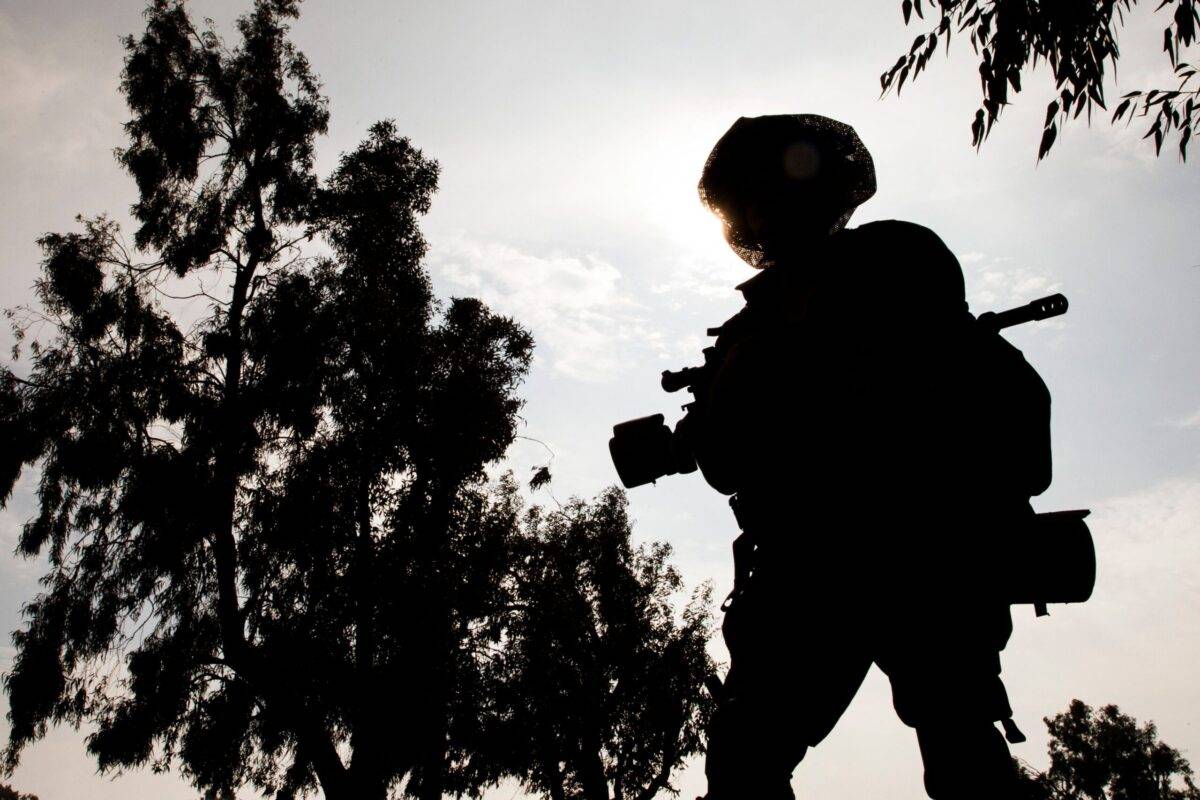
[488,489,715,800]
[880,0,1200,160]
[1016,700,1200,800]
[0,3,532,800]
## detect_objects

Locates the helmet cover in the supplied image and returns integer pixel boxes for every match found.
[699,114,877,267]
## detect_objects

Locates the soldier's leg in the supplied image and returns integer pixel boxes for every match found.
[880,605,1019,800]
[915,720,1017,800]
[704,582,871,800]
[704,664,808,800]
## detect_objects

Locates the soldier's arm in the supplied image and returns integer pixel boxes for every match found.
[690,328,792,495]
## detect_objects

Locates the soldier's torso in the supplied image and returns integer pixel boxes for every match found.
[698,220,1050,538]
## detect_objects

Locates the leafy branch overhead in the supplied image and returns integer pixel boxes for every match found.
[882,0,1200,160]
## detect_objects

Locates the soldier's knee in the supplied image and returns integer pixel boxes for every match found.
[916,722,1018,800]
[890,668,1012,732]
[703,770,795,800]
[705,698,805,800]
[705,744,798,800]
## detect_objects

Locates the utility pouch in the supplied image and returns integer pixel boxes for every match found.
[721,495,758,612]
[999,510,1095,611]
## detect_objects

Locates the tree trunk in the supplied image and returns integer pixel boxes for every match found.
[207,186,352,797]
[338,771,389,800]
[350,466,382,795]
[416,622,451,800]
[212,257,253,666]
[544,761,568,800]
[417,737,448,800]
[415,487,455,800]
[578,747,610,800]
[321,775,384,800]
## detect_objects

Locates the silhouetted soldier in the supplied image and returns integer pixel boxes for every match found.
[691,116,1051,800]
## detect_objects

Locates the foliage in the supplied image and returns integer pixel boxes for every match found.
[1016,700,1200,800]
[0,2,533,800]
[489,489,716,800]
[881,0,1200,160]
[529,465,553,492]
[0,783,38,800]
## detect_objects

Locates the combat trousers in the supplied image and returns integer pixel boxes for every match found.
[704,521,1020,800]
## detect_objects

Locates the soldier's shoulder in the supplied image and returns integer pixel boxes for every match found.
[830,219,966,313]
[839,219,956,259]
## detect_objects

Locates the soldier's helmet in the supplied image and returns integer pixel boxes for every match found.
[699,114,877,268]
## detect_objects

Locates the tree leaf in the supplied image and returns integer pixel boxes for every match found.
[1038,121,1058,161]
[1174,2,1195,48]
[529,466,552,491]
[1045,99,1060,127]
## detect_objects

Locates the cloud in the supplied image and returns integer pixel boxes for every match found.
[0,12,123,172]
[1175,409,1200,429]
[1076,58,1188,172]
[650,254,745,304]
[427,233,671,382]
[1088,475,1200,608]
[0,14,71,112]
[0,469,43,582]
[963,253,1062,314]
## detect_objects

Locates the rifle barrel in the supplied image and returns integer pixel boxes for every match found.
[978,293,1068,332]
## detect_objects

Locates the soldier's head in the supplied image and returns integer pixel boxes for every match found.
[699,114,876,268]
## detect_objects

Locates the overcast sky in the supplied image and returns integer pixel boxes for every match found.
[2,1,1199,799]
